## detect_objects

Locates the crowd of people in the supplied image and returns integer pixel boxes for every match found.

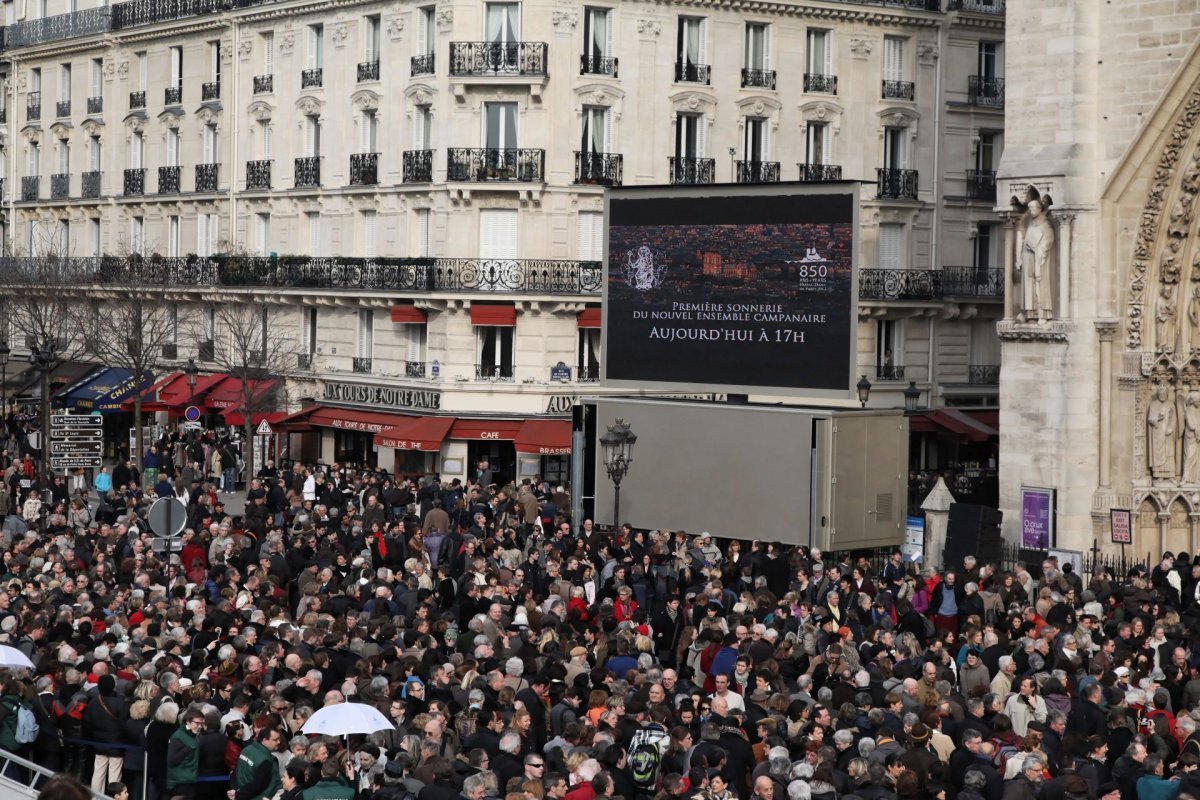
[2,443,1199,800]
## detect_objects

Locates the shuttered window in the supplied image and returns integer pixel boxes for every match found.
[357,309,374,359]
[417,209,431,257]
[576,212,603,261]
[363,211,377,258]
[878,224,902,271]
[883,36,904,82]
[479,209,518,259]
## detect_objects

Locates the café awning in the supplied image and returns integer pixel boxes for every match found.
[56,367,145,413]
[514,419,572,455]
[205,376,278,410]
[908,408,998,443]
[374,416,455,451]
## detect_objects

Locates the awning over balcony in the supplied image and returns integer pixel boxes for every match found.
[391,304,428,324]
[470,303,517,326]
[514,419,572,455]
[908,408,998,442]
[374,417,455,451]
[577,307,602,328]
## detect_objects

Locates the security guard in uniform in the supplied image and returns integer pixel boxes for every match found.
[302,758,356,800]
[231,726,284,800]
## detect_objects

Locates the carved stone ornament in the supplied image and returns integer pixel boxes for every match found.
[220,41,233,60]
[279,30,296,56]
[386,15,405,39]
[238,39,254,60]
[917,44,939,66]
[413,89,432,106]
[125,117,144,135]
[117,61,129,80]
[436,9,453,30]
[103,60,116,80]
[352,91,379,112]
[195,107,220,126]
[850,38,873,59]
[296,96,322,117]
[248,102,273,122]
[22,128,42,146]
[158,113,181,131]
[637,19,661,35]
[552,10,577,29]
[331,24,349,48]
[997,320,1074,342]
[81,120,103,138]
[49,123,71,141]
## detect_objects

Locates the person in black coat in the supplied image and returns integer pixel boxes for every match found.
[83,675,128,791]
[515,677,550,753]
[197,711,230,800]
[653,599,686,666]
[716,712,756,800]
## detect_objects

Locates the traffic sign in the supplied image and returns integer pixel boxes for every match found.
[51,430,103,441]
[50,441,102,455]
[148,497,187,538]
[51,415,102,428]
[255,418,274,436]
[51,457,101,469]
[184,406,201,422]
[49,414,104,467]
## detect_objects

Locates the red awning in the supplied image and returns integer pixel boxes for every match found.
[908,409,998,443]
[391,305,428,324]
[205,377,278,410]
[126,372,226,412]
[964,410,999,430]
[448,418,524,441]
[306,407,413,433]
[374,416,455,451]
[577,308,602,328]
[470,303,517,326]
[515,419,573,455]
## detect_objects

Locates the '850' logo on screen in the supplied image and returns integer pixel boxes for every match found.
[623,246,667,291]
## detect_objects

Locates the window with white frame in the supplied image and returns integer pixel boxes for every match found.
[209,40,221,84]
[307,24,324,69]
[977,131,998,173]
[59,63,71,102]
[580,106,610,156]
[878,223,902,271]
[974,223,995,271]
[744,23,770,73]
[416,209,431,257]
[883,36,905,83]
[169,46,183,89]
[196,213,217,257]
[674,112,704,159]
[260,121,272,160]
[806,122,830,166]
[582,7,613,71]
[978,41,1003,81]
[357,309,374,360]
[166,128,180,167]
[883,127,907,170]
[876,319,903,379]
[263,32,274,74]
[365,15,381,63]
[203,123,217,165]
[308,212,320,256]
[167,215,180,257]
[30,68,41,95]
[970,319,1000,370]
[254,213,270,256]
[417,6,435,57]
[88,218,100,257]
[54,220,68,255]
[413,105,432,150]
[130,216,144,254]
[676,16,707,75]
[57,139,69,175]
[203,306,216,347]
[744,117,768,163]
[28,141,40,177]
[476,325,514,378]
[303,116,321,158]
[135,52,147,91]
[25,221,36,257]
[483,102,517,151]
[399,323,426,372]
[87,135,100,171]
[90,59,102,99]
[168,304,179,347]
[130,131,144,169]
[360,110,378,153]
[479,209,518,259]
[576,211,603,261]
[302,307,317,357]
[362,211,377,258]
[485,3,520,44]
[578,327,600,379]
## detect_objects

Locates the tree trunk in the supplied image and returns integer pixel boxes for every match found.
[243,416,255,494]
[133,396,144,475]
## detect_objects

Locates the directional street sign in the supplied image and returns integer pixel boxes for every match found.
[49,413,104,468]
[51,441,102,455]
[53,430,103,441]
[51,457,103,469]
[51,415,102,428]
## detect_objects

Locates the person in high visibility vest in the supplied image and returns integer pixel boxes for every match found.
[229,726,284,800]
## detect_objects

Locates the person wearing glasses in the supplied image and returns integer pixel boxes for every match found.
[165,709,204,799]
[229,726,284,800]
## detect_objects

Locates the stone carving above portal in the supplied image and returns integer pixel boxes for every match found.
[1132,354,1200,484]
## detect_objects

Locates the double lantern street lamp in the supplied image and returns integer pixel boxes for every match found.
[600,418,636,528]
[29,342,56,472]
[856,375,923,413]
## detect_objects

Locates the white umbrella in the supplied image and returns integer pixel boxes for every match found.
[301,702,394,737]
[0,646,34,670]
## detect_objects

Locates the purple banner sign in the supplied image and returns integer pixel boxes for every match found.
[1021,487,1054,549]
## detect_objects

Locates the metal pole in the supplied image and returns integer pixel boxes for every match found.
[613,479,620,528]
[40,364,49,476]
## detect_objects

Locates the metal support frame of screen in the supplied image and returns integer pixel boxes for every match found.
[601,182,859,401]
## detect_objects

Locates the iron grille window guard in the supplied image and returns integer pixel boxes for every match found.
[81,171,101,198]
[877,168,919,200]
[195,163,218,192]
[735,160,780,183]
[50,173,69,199]
[741,68,776,89]
[352,357,372,374]
[129,90,145,109]
[297,354,312,370]
[804,73,838,94]
[669,157,715,185]
[294,156,321,188]
[449,42,548,76]
[27,93,41,121]
[941,267,1004,299]
[447,148,544,182]
[574,152,623,186]
[882,80,915,101]
[357,60,380,82]
[246,160,271,190]
[253,75,273,94]
[123,167,146,196]
[876,365,906,380]
[87,96,102,114]
[165,85,182,105]
[798,163,843,182]
[968,365,1001,384]
[965,169,997,202]
[580,55,618,77]
[674,60,710,84]
[403,150,433,183]
[20,176,39,202]
[201,81,220,101]
[968,76,1005,108]
[475,364,515,382]
[158,165,180,194]
[301,68,323,88]
[858,269,941,301]
[577,365,600,383]
[56,100,71,117]
[411,53,435,76]
[405,361,427,378]
[350,153,379,186]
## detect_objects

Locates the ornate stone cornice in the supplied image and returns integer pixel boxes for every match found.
[661,0,941,28]
[1095,319,1119,341]
[997,320,1074,342]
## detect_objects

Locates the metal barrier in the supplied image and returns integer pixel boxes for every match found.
[0,745,115,800]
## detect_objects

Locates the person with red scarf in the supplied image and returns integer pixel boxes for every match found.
[614,585,638,622]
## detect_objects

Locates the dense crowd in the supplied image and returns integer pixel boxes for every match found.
[2,436,1199,800]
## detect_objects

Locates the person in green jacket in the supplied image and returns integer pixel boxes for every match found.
[165,709,204,800]
[301,757,356,800]
[232,726,284,800]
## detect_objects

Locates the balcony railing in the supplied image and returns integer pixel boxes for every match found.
[965,169,997,202]
[27,93,40,121]
[123,168,146,196]
[301,68,323,88]
[675,60,710,84]
[129,90,145,109]
[50,173,69,199]
[942,266,1004,299]
[735,160,780,183]
[949,0,1005,13]
[87,96,103,114]
[411,53,435,76]
[56,100,71,118]
[357,60,380,82]
[405,361,428,379]
[574,152,623,187]
[201,82,220,101]
[403,150,434,183]
[6,5,111,48]
[253,75,273,94]
[350,153,379,186]
[882,80,915,101]
[968,365,1000,385]
[81,171,101,198]
[577,365,600,383]
[804,73,838,94]
[246,160,271,190]
[297,353,312,370]
[741,68,776,89]
[294,156,321,188]
[798,163,843,182]
[476,364,515,382]
[876,365,905,381]
[877,168,919,200]
[165,86,182,105]
[195,163,218,192]
[352,357,373,374]
[580,55,618,77]
[670,157,715,185]
[449,42,548,76]
[59,255,603,294]
[158,165,180,194]
[20,176,39,202]
[968,76,1005,108]
[447,148,544,182]
[859,269,941,301]
[112,0,222,30]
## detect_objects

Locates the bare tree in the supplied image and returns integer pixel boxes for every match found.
[184,300,298,485]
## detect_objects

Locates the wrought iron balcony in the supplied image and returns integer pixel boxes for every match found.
[352,357,373,374]
[877,168,919,200]
[675,60,710,84]
[405,361,427,379]
[195,163,219,192]
[411,53,435,76]
[301,68,323,88]
[111,0,223,30]
[253,75,273,94]
[158,165,180,194]
[50,174,69,199]
[577,365,600,383]
[876,365,905,381]
[949,0,1004,12]
[741,68,776,90]
[56,100,71,118]
[129,90,145,110]
[403,150,433,183]
[6,6,111,48]
[123,168,146,196]
[447,148,544,182]
[201,82,220,101]
[798,163,843,182]
[246,160,271,190]
[580,55,618,77]
[198,340,215,361]
[350,153,379,186]
[20,176,39,202]
[965,169,997,202]
[859,269,941,301]
[574,152,623,187]
[81,171,101,198]
[87,96,103,114]
[165,86,182,105]
[475,364,515,382]
[968,364,1000,385]
[882,80,915,101]
[735,160,780,184]
[968,76,1005,108]
[669,157,715,185]
[27,93,41,121]
[942,266,1004,299]
[804,73,838,94]
[450,42,548,76]
[294,156,321,188]
[357,60,380,82]
[297,353,312,370]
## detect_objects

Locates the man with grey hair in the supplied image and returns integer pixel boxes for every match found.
[1000,756,1044,800]
[992,656,1016,697]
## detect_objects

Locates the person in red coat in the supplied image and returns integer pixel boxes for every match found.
[614,586,638,623]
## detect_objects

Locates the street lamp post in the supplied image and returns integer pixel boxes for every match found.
[903,381,922,412]
[30,343,56,475]
[856,375,872,408]
[0,341,10,422]
[183,357,199,398]
[599,418,636,527]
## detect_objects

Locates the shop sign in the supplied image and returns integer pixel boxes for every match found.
[322,381,441,411]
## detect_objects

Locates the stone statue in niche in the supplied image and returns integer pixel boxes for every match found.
[1170,192,1195,237]
[1011,186,1057,323]
[1189,284,1200,352]
[1157,282,1178,354]
[1184,390,1200,482]
[1148,382,1178,480]
[1184,150,1200,194]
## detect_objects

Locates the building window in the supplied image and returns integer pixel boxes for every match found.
[580,106,610,155]
[400,323,426,371]
[417,209,431,257]
[675,113,704,159]
[54,220,68,255]
[166,128,180,167]
[878,223,902,270]
[479,209,518,260]
[806,122,830,165]
[744,117,768,162]
[413,105,432,149]
[883,36,905,83]
[254,213,270,256]
[417,6,436,57]
[360,110,378,153]
[485,2,520,45]
[483,102,517,151]
[578,328,600,378]
[876,320,903,379]
[476,325,514,378]
[169,46,183,89]
[197,213,217,257]
[167,215,180,257]
[59,63,71,102]
[263,32,275,75]
[304,116,321,158]
[978,41,1002,81]
[135,52,147,91]
[576,211,603,261]
[883,127,907,170]
[806,29,831,75]
[130,131,144,169]
[307,24,324,69]
[357,309,374,360]
[88,135,100,171]
[57,139,69,175]
[582,7,613,69]
[974,223,995,271]
[744,23,769,72]
[28,141,40,177]
[89,218,101,257]
[90,58,102,99]
[209,40,220,84]
[130,216,144,254]
[364,15,381,62]
[203,123,217,165]
[260,121,272,159]
[308,212,320,256]
[362,211,377,258]
[676,16,707,76]
[303,307,318,357]
[977,131,997,173]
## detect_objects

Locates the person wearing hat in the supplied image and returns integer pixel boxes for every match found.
[901,722,938,783]
[565,646,590,685]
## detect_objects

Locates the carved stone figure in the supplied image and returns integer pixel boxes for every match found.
[1148,382,1178,480]
[1018,197,1056,322]
[1157,282,1178,353]
[1184,391,1200,482]
[1170,192,1194,237]
[1189,284,1200,352]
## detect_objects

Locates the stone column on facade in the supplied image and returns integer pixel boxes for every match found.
[1003,213,1017,320]
[1160,512,1172,555]
[1056,212,1074,321]
[1096,320,1118,487]
[1190,513,1200,554]
[921,477,956,570]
